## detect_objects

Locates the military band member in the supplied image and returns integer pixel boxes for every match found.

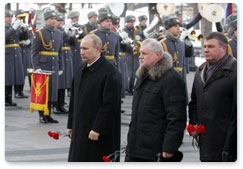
[66,10,83,75]
[91,12,120,67]
[31,10,63,123]
[136,15,148,32]
[123,15,143,95]
[81,11,98,36]
[5,10,28,106]
[160,16,194,104]
[228,19,237,58]
[15,9,31,98]
[53,13,74,114]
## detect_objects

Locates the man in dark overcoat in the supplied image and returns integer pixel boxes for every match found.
[188,32,237,162]
[67,34,121,162]
[125,38,187,162]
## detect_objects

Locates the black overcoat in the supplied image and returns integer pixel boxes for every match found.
[189,54,237,161]
[67,56,121,162]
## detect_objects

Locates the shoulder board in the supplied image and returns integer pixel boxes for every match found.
[89,29,98,34]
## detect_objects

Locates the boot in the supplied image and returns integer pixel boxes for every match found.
[5,86,17,106]
[53,106,62,114]
[39,111,48,123]
[46,115,59,123]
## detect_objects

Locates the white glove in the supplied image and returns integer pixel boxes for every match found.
[22,39,31,45]
[64,23,73,34]
[34,68,42,73]
[12,20,21,30]
[180,29,190,41]
[68,30,75,37]
[58,70,63,75]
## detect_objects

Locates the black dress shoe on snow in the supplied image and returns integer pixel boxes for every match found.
[53,107,61,114]
[46,116,59,123]
[59,106,68,113]
[39,116,49,123]
[5,102,17,106]
[19,92,28,98]
[15,93,26,99]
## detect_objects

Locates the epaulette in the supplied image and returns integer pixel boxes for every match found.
[89,29,98,34]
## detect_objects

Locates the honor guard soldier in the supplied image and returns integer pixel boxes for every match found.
[224,14,237,39]
[53,13,74,114]
[160,16,194,103]
[123,15,143,95]
[31,10,63,123]
[81,11,98,36]
[91,12,120,67]
[65,10,83,75]
[5,10,28,106]
[15,9,32,98]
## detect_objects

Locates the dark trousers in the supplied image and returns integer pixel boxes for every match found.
[5,85,13,103]
[125,155,153,162]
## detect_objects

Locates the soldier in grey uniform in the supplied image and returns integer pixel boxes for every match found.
[65,10,83,75]
[81,11,98,36]
[160,16,194,104]
[15,9,32,98]
[31,10,63,123]
[136,15,148,39]
[91,12,120,67]
[53,13,74,114]
[123,15,143,95]
[5,10,28,106]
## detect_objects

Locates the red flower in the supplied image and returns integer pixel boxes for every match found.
[186,124,195,133]
[195,124,205,134]
[48,131,68,140]
[102,156,111,162]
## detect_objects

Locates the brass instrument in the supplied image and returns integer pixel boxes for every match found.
[143,14,161,39]
[180,27,203,42]
[69,26,83,38]
[117,29,136,47]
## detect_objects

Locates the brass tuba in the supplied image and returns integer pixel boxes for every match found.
[143,14,162,39]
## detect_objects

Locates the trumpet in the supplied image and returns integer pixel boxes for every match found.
[69,26,83,38]
[180,28,203,42]
[19,22,30,31]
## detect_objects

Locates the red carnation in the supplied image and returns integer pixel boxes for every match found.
[195,124,205,134]
[48,131,68,140]
[186,124,195,133]
[102,156,111,162]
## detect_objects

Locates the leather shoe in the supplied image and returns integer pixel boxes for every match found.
[53,107,62,114]
[39,116,49,123]
[46,116,59,123]
[59,106,68,113]
[5,102,17,106]
[15,92,28,99]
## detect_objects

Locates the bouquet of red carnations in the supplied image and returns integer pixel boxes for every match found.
[186,124,205,149]
[48,131,69,140]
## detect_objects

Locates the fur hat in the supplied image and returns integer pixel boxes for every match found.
[125,15,136,22]
[44,10,56,20]
[5,10,13,17]
[56,13,64,21]
[98,8,108,14]
[138,15,147,22]
[98,12,112,23]
[164,17,180,29]
[87,11,98,19]
[112,15,120,25]
[15,9,26,18]
[68,10,80,19]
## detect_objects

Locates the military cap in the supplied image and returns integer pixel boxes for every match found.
[138,15,148,22]
[163,17,180,29]
[112,15,120,25]
[5,10,13,17]
[98,8,108,14]
[56,13,65,21]
[15,9,27,18]
[98,12,112,23]
[87,11,98,19]
[68,10,80,19]
[44,10,56,20]
[125,15,136,22]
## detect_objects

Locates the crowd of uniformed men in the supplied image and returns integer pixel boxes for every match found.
[5,4,237,123]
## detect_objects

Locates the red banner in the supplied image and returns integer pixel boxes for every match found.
[30,73,49,115]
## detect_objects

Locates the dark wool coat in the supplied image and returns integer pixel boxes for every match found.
[189,54,237,161]
[5,25,28,86]
[67,56,122,162]
[125,52,187,161]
